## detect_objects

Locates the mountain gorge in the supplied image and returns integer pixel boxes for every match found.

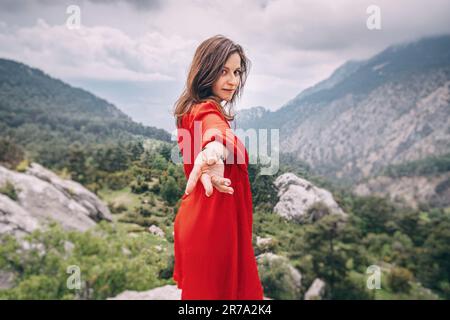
[237,35,450,186]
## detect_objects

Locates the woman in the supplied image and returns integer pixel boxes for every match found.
[172,34,264,300]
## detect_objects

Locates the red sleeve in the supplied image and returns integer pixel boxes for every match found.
[190,101,247,165]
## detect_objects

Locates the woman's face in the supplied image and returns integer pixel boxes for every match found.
[212,52,242,102]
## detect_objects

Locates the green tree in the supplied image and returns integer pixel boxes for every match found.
[67,142,87,183]
[352,196,395,234]
[161,176,181,206]
[302,215,370,299]
[388,267,413,293]
[0,137,25,169]
[95,144,129,172]
[127,140,144,161]
[418,212,450,298]
[248,162,278,210]
[158,143,173,162]
[151,154,168,171]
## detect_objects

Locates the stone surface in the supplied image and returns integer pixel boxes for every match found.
[304,278,326,300]
[0,163,112,237]
[273,173,347,223]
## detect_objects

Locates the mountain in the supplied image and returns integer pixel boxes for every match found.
[235,106,270,129]
[236,60,363,129]
[283,60,364,109]
[353,152,450,209]
[236,34,450,184]
[0,58,171,163]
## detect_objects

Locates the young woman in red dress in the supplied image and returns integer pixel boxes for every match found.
[172,34,264,300]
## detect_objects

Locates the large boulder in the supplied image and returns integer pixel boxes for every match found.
[26,163,112,223]
[304,278,326,300]
[108,285,181,300]
[0,271,15,290]
[273,173,347,223]
[0,163,112,237]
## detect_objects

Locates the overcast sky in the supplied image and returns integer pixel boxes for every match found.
[1,0,449,132]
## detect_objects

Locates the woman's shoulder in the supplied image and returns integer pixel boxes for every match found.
[179,99,226,130]
[191,99,221,112]
[190,99,224,119]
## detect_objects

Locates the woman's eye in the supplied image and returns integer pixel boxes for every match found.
[234,70,241,75]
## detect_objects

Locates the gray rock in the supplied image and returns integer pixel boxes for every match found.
[148,224,165,238]
[304,278,326,300]
[108,284,181,300]
[26,163,112,223]
[64,240,75,257]
[0,163,112,237]
[0,194,40,237]
[256,236,275,252]
[256,236,274,247]
[20,240,46,255]
[121,247,132,256]
[273,173,347,223]
[0,271,15,290]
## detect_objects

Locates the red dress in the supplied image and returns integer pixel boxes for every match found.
[173,100,264,300]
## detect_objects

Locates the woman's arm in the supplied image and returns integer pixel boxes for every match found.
[191,101,246,166]
[184,102,239,196]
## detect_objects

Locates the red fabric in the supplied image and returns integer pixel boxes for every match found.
[173,100,264,300]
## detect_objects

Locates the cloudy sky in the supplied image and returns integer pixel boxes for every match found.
[1,0,449,132]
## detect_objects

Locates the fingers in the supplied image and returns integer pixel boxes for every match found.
[211,175,231,187]
[184,149,232,196]
[184,165,200,195]
[211,175,234,194]
[201,173,213,197]
[214,183,234,194]
[184,152,205,195]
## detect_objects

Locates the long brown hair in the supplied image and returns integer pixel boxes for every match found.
[173,34,251,128]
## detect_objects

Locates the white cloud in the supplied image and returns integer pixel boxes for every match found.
[0,18,195,82]
[0,0,449,131]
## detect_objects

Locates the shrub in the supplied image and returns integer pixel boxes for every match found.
[388,267,413,293]
[0,222,169,300]
[130,180,149,194]
[108,202,127,214]
[103,171,132,190]
[258,255,302,300]
[0,181,19,201]
[161,176,181,206]
[15,159,30,173]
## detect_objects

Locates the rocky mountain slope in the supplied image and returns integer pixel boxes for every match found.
[236,35,450,184]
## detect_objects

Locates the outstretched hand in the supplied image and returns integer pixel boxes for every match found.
[184,142,234,197]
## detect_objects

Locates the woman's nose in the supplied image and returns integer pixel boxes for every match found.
[228,74,239,86]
